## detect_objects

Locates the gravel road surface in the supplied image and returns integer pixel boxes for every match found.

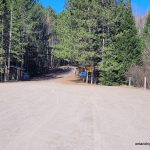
[0,69,150,150]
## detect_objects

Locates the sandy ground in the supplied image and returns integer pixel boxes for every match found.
[0,67,150,150]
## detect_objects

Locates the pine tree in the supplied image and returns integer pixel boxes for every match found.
[4,0,36,80]
[143,11,150,66]
[100,0,142,85]
[25,4,56,75]
[0,0,56,81]
[54,11,74,61]
[55,0,113,65]
[0,0,5,80]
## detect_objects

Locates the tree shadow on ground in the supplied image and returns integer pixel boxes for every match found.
[30,67,72,81]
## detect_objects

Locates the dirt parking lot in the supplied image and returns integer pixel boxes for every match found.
[0,69,150,150]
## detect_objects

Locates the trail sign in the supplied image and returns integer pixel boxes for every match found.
[86,67,94,73]
[80,72,87,77]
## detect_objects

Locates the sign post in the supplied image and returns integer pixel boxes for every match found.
[86,66,94,84]
[144,76,147,90]
[129,77,131,86]
[86,72,88,83]
[91,73,93,84]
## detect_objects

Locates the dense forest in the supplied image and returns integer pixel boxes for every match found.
[0,0,150,86]
[55,0,142,85]
[0,0,56,81]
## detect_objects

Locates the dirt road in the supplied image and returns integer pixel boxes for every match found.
[0,68,150,150]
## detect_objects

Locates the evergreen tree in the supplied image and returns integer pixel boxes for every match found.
[55,0,116,66]
[55,11,74,61]
[0,0,142,84]
[25,4,55,75]
[100,0,142,85]
[143,11,150,66]
[0,0,56,81]
[0,0,5,79]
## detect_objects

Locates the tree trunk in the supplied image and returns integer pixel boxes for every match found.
[1,13,6,82]
[7,7,13,81]
[50,35,54,68]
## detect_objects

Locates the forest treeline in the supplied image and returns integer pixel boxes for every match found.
[55,0,143,85]
[0,0,56,81]
[0,0,150,85]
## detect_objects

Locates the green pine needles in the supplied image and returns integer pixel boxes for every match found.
[0,0,56,81]
[55,0,142,85]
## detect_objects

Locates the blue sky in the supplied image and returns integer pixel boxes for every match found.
[132,0,150,16]
[39,0,150,16]
[39,0,66,13]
